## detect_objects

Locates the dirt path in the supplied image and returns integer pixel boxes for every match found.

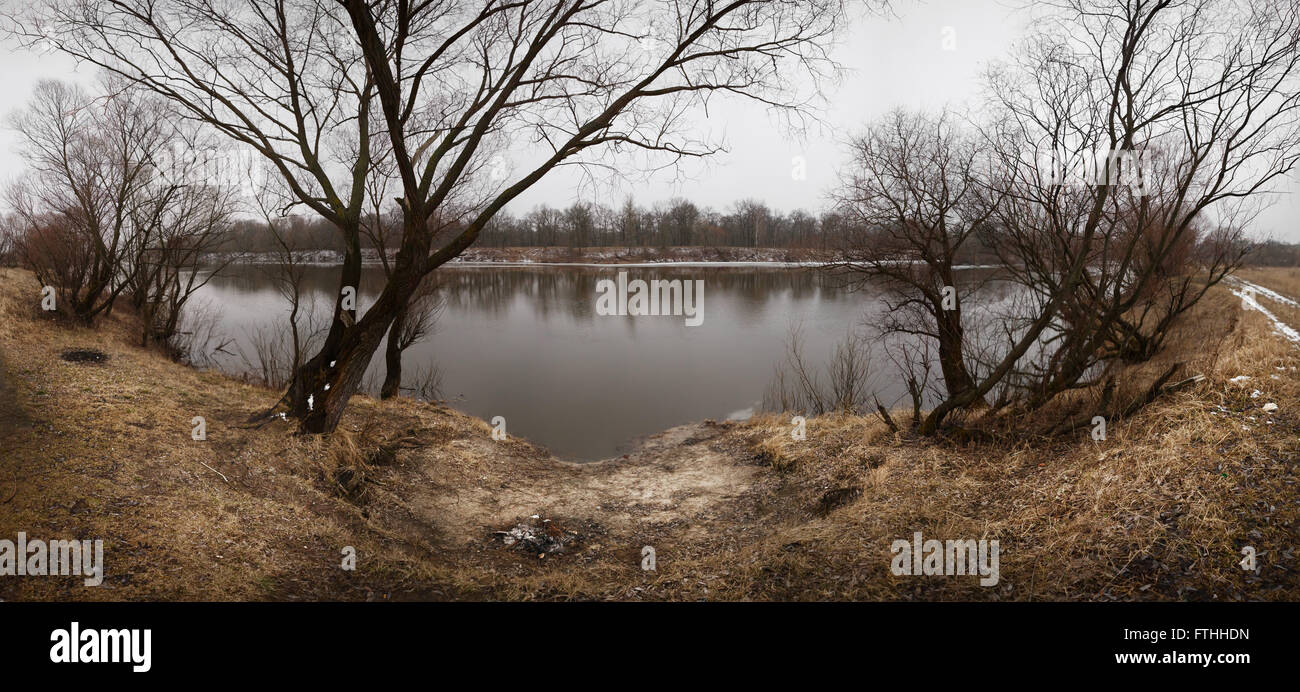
[0,353,19,432]
[0,350,32,454]
[398,420,774,559]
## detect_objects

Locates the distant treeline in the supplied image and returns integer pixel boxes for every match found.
[7,197,1295,266]
[477,199,832,249]
[210,197,1003,261]
[213,198,842,252]
[1248,240,1300,266]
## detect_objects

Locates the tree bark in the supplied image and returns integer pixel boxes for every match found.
[379,301,409,400]
[935,306,983,407]
[285,218,427,433]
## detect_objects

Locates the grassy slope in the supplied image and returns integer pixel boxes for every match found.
[0,266,1297,601]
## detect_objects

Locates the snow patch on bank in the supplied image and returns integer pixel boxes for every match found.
[1230,277,1300,310]
[1232,287,1300,345]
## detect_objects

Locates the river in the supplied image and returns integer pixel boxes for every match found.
[193,263,1007,460]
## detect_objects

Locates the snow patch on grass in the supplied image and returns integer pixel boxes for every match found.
[1232,287,1300,345]
[1231,277,1300,309]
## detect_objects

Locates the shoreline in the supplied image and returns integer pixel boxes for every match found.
[2,266,1297,601]
[211,247,827,267]
[210,253,1003,271]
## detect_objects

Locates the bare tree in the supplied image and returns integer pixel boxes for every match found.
[819,1,1300,436]
[380,273,442,399]
[961,0,1300,431]
[830,108,1000,406]
[7,78,170,323]
[0,213,17,266]
[356,119,452,399]
[248,176,333,388]
[9,0,868,432]
[764,324,873,416]
[7,76,239,350]
[127,125,242,352]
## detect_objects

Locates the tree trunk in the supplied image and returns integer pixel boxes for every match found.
[293,318,389,434]
[379,301,408,400]
[282,218,428,434]
[282,220,369,431]
[935,308,983,407]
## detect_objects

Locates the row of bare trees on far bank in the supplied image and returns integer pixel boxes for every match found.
[1249,240,1300,265]
[213,197,891,255]
[815,0,1300,435]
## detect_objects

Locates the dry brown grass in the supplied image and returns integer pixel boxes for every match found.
[647,288,1299,601]
[0,267,489,600]
[1239,266,1300,299]
[0,266,1296,601]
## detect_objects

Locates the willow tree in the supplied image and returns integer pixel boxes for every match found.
[923,0,1300,433]
[9,0,866,432]
[7,79,171,324]
[830,108,1000,408]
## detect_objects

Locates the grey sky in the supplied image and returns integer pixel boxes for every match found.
[2,0,1297,241]
[517,0,1029,215]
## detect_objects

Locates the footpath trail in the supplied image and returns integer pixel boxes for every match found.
[391,418,783,590]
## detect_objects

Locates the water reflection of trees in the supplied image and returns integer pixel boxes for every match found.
[200,263,1025,431]
[430,266,835,316]
[210,263,1015,333]
[764,270,1022,417]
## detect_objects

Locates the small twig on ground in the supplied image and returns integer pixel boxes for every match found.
[200,462,229,483]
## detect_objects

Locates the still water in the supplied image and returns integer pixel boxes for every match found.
[194,264,1000,460]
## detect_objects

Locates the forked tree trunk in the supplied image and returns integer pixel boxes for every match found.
[280,221,369,432]
[935,307,983,407]
[291,317,391,433]
[282,220,428,434]
[379,301,409,400]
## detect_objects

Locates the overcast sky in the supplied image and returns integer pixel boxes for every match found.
[516,0,1030,215]
[2,0,1298,241]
